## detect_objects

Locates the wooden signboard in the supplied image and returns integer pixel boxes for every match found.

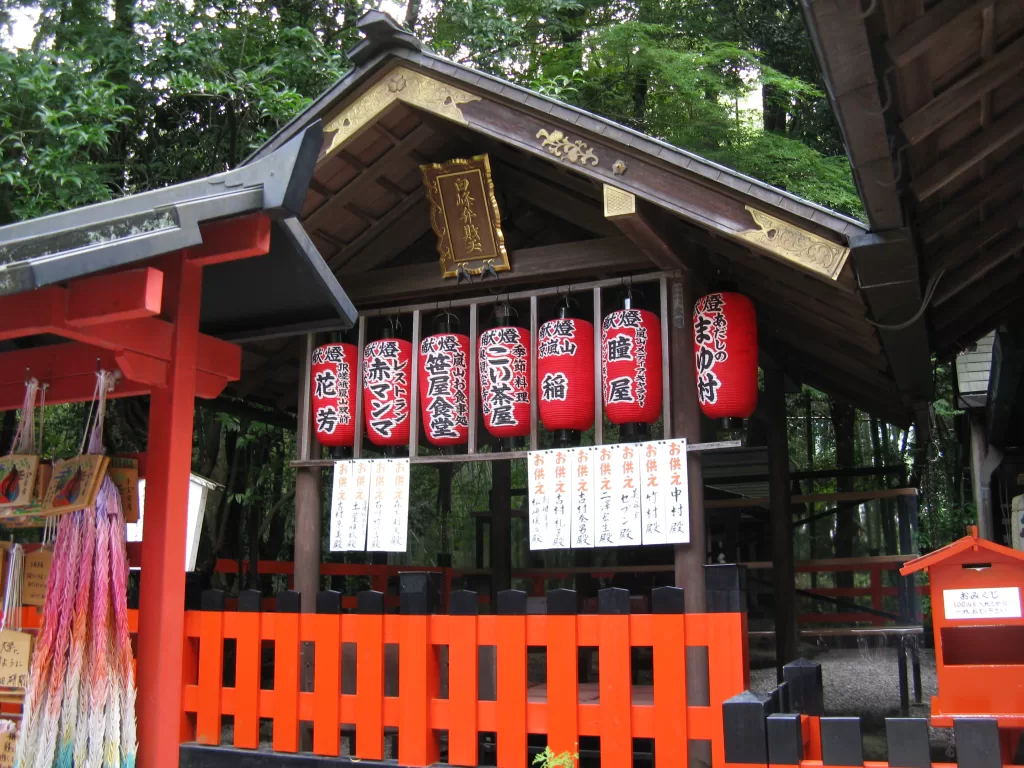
[0,628,31,689]
[108,457,140,524]
[420,154,509,279]
[22,549,51,607]
[0,456,39,510]
[40,455,108,516]
[0,722,15,768]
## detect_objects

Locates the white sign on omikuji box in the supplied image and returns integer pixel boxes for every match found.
[943,587,1022,620]
[529,438,689,550]
[329,459,408,553]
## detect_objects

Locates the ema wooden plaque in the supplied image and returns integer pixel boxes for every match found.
[420,154,509,279]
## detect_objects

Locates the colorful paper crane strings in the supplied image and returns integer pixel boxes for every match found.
[15,371,137,768]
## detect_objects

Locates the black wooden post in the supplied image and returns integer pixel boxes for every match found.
[490,460,513,604]
[764,362,798,680]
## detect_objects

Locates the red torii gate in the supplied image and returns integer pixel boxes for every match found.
[0,120,354,767]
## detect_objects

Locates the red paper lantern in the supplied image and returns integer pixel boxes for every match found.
[538,315,595,432]
[362,338,412,446]
[311,343,357,448]
[419,333,470,446]
[479,325,531,438]
[693,292,758,419]
[601,307,663,425]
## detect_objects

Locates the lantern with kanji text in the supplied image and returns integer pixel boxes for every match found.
[311,342,357,450]
[362,332,412,448]
[601,297,663,434]
[692,291,757,423]
[419,313,470,447]
[479,305,531,445]
[538,302,594,445]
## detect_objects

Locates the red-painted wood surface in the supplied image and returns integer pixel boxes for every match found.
[180,608,749,767]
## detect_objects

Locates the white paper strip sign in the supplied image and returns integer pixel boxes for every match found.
[665,438,691,543]
[596,446,615,547]
[611,443,642,547]
[549,449,571,549]
[366,459,410,553]
[528,450,552,550]
[346,460,372,551]
[571,446,596,548]
[641,441,668,545]
[329,461,353,552]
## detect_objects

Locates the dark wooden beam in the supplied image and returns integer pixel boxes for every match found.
[934,259,1024,345]
[933,228,1024,306]
[603,188,686,270]
[304,122,433,232]
[910,101,1024,202]
[928,194,1024,275]
[886,0,990,68]
[849,231,933,405]
[337,197,430,274]
[344,236,650,306]
[900,35,1024,145]
[329,191,426,271]
[492,162,616,237]
[918,153,1024,245]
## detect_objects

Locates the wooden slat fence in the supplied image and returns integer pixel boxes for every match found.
[181,582,749,768]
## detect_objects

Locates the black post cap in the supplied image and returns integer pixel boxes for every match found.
[238,589,263,613]
[652,586,686,614]
[598,587,630,615]
[357,590,385,614]
[782,658,824,716]
[954,718,1000,768]
[276,590,301,614]
[885,718,931,768]
[316,590,342,614]
[704,563,747,590]
[546,588,578,615]
[201,589,225,612]
[449,590,479,616]
[767,713,803,765]
[775,681,790,714]
[400,572,442,615]
[496,589,528,615]
[723,690,773,764]
[820,717,864,767]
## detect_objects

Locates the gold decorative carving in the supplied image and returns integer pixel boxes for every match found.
[321,66,480,162]
[420,154,509,279]
[535,129,599,166]
[612,159,628,176]
[602,184,636,218]
[738,206,851,280]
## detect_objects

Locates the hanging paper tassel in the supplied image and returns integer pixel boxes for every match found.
[15,371,138,768]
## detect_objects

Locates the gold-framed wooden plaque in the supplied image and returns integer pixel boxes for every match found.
[420,154,509,279]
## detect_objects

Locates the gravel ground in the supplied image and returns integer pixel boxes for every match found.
[750,641,955,761]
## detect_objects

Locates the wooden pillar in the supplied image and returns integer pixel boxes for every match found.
[137,253,203,768]
[765,364,798,679]
[667,276,706,613]
[970,413,1002,541]
[294,332,322,612]
[490,460,513,601]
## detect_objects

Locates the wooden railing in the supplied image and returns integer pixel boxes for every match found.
[180,583,748,767]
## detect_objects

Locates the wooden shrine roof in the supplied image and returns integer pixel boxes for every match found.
[236,12,915,425]
[802,0,1024,416]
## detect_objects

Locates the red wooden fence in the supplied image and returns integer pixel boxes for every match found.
[180,598,749,767]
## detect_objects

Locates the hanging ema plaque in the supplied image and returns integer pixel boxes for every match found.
[420,154,510,279]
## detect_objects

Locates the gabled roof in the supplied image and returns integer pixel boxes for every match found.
[232,12,917,422]
[801,0,1024,428]
[901,526,1024,575]
[0,122,356,340]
